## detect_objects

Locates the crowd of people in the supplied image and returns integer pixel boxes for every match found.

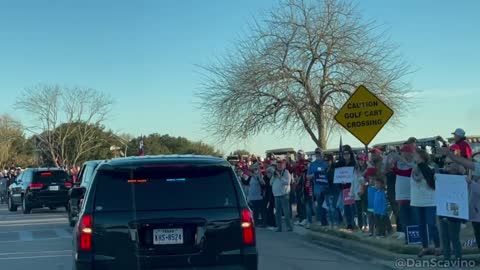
[0,165,80,203]
[234,128,480,261]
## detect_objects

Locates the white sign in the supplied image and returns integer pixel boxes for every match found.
[395,176,411,200]
[435,174,469,220]
[334,167,355,184]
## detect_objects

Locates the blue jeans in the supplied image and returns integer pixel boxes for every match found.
[412,206,440,249]
[305,195,314,224]
[326,188,340,226]
[274,195,293,231]
[315,190,328,226]
[439,217,462,259]
[344,204,356,228]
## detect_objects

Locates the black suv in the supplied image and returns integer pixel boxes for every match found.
[72,155,258,270]
[68,160,103,227]
[8,168,72,214]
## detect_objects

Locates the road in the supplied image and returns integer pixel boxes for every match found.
[0,204,386,270]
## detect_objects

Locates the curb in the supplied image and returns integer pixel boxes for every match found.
[296,226,480,269]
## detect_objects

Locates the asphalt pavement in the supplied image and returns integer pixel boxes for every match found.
[0,204,386,270]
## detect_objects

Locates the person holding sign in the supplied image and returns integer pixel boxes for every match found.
[410,149,441,257]
[391,144,417,243]
[307,148,329,226]
[439,147,480,250]
[335,145,357,230]
[437,157,467,260]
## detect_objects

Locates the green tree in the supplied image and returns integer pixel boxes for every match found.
[127,134,222,156]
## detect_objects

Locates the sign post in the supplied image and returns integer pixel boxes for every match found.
[334,85,394,152]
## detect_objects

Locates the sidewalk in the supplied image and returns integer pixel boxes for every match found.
[294,224,480,269]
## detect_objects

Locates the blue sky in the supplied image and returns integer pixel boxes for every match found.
[0,0,478,155]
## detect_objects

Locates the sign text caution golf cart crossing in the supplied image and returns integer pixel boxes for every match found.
[334,85,394,145]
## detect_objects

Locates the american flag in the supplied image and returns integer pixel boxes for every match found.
[138,137,145,156]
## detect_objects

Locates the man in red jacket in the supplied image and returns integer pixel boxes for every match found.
[450,128,473,159]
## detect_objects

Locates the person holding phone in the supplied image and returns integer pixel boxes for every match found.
[271,159,293,232]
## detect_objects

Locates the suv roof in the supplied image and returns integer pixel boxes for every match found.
[100,155,229,168]
[28,167,67,172]
[84,160,104,164]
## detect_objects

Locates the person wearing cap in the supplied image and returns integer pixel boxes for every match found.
[439,147,480,250]
[364,147,385,236]
[293,150,308,226]
[352,153,368,231]
[391,143,418,242]
[307,148,329,226]
[263,161,278,229]
[271,159,293,232]
[450,128,473,159]
[247,164,266,227]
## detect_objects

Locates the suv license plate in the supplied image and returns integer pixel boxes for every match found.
[153,228,183,245]
[49,186,59,191]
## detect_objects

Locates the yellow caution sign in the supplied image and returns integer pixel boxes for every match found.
[334,85,394,146]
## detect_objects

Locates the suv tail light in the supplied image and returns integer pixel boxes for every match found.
[241,209,255,245]
[78,214,93,251]
[64,182,72,188]
[29,183,44,190]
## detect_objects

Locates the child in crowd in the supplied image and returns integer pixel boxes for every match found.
[367,183,376,236]
[374,178,388,238]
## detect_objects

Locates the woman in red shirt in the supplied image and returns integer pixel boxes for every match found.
[391,144,418,243]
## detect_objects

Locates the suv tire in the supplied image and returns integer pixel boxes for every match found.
[22,196,32,214]
[8,196,18,212]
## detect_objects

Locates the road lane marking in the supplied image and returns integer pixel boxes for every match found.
[0,250,71,256]
[0,236,71,243]
[19,230,33,241]
[0,221,67,227]
[0,254,71,260]
[0,218,67,224]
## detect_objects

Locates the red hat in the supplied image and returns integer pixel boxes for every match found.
[357,153,368,161]
[369,147,382,154]
[400,144,416,153]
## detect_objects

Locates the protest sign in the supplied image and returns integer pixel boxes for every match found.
[342,188,355,205]
[406,225,423,245]
[395,176,411,200]
[334,167,355,184]
[435,174,469,220]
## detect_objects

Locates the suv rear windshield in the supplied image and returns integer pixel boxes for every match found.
[33,171,69,184]
[94,165,239,211]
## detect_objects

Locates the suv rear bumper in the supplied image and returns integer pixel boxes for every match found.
[26,193,69,207]
[74,253,258,270]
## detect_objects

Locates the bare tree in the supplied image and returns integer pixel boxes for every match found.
[198,0,412,148]
[15,84,113,167]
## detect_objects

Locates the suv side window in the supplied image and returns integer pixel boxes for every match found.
[77,165,87,185]
[23,170,33,185]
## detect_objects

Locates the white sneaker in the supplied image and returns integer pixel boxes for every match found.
[396,232,406,240]
[267,227,277,231]
[294,221,301,226]
[300,220,308,226]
